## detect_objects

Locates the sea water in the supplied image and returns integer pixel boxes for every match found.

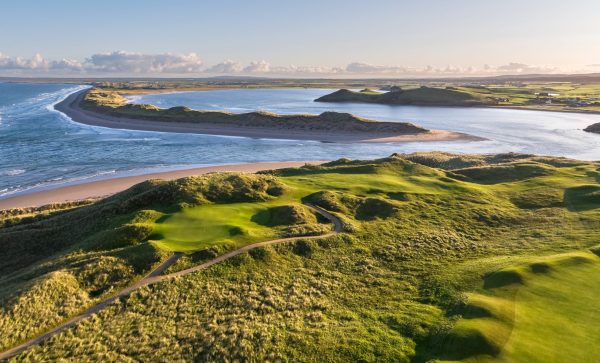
[2,83,600,198]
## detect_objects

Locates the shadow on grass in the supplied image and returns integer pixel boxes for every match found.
[563,185,600,211]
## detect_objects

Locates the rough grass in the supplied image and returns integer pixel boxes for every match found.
[3,152,600,361]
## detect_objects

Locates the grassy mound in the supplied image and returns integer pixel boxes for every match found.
[398,151,585,171]
[564,185,600,210]
[453,163,553,184]
[315,86,491,106]
[261,204,317,226]
[355,198,398,220]
[510,187,564,209]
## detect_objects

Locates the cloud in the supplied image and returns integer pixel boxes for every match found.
[243,60,271,73]
[268,64,344,75]
[0,53,84,73]
[50,58,85,71]
[341,62,561,77]
[205,59,243,73]
[85,51,203,74]
[495,62,557,74]
[0,53,48,70]
[346,62,408,74]
[0,51,572,77]
[344,62,480,76]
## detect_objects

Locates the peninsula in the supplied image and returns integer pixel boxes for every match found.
[54,88,479,143]
[315,86,493,106]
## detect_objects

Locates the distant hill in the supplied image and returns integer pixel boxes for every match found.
[315,86,492,106]
[584,122,600,134]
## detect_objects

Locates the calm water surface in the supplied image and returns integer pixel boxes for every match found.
[1,83,600,197]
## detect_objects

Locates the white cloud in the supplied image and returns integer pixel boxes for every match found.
[243,60,271,73]
[268,64,344,75]
[0,53,85,73]
[0,51,575,77]
[494,62,557,74]
[51,58,85,71]
[0,53,48,70]
[85,51,204,74]
[205,59,243,73]
[346,62,408,74]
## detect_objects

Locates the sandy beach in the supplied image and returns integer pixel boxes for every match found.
[55,90,482,143]
[0,161,323,210]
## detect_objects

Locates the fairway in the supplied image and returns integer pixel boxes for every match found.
[500,252,600,362]
[440,250,600,362]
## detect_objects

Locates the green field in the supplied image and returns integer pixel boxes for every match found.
[1,152,600,361]
[437,250,600,362]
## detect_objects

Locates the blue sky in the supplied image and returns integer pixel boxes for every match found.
[1,0,600,76]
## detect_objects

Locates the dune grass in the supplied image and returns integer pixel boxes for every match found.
[2,152,600,361]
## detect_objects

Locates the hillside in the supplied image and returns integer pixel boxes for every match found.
[315,86,493,106]
[1,152,600,361]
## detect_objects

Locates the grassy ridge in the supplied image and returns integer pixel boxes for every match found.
[2,152,600,361]
[315,87,492,106]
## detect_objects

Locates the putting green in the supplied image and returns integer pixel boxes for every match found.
[150,202,280,252]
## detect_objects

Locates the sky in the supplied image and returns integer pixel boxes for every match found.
[1,0,600,77]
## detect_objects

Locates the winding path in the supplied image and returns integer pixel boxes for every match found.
[0,204,342,360]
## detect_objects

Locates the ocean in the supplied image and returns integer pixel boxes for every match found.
[1,83,600,198]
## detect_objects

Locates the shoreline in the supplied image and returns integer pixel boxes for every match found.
[0,161,325,210]
[54,89,482,143]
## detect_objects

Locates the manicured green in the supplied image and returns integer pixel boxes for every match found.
[150,201,316,252]
[436,250,600,362]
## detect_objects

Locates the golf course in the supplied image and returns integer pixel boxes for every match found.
[1,152,600,361]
